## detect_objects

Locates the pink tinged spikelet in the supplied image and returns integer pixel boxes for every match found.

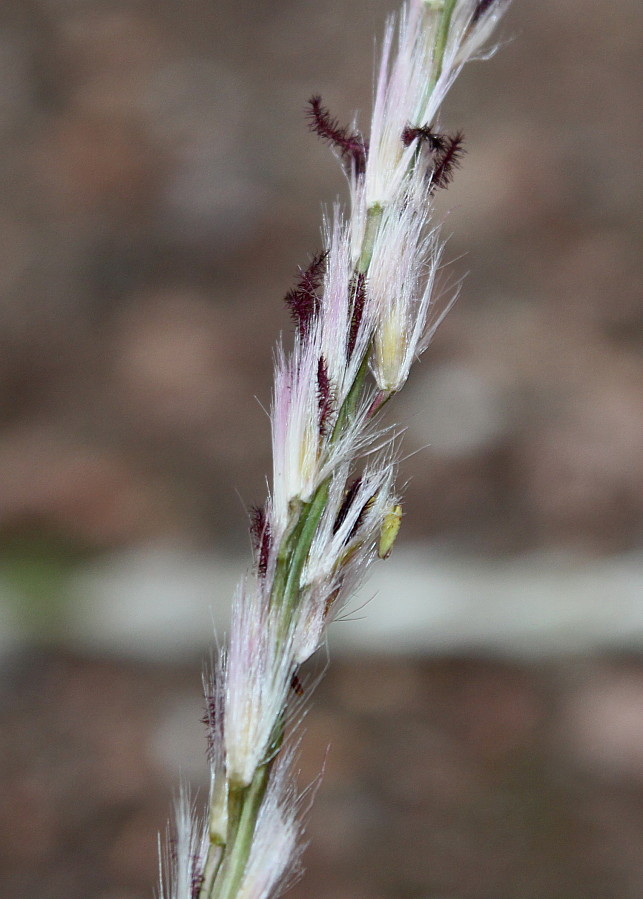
[224,579,294,788]
[364,5,429,207]
[318,212,374,394]
[272,218,383,540]
[235,750,304,899]
[305,459,398,591]
[368,186,442,392]
[348,173,368,268]
[293,459,398,664]
[284,252,327,340]
[363,1,509,210]
[317,212,353,378]
[271,334,324,536]
[202,667,228,845]
[159,787,209,899]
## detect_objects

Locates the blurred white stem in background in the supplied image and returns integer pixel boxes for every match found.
[55,544,643,659]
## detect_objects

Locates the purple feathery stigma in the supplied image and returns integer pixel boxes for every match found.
[347,272,366,358]
[401,124,448,153]
[284,251,327,339]
[472,0,498,23]
[430,131,465,192]
[249,505,272,578]
[307,95,368,175]
[333,477,363,535]
[316,355,334,435]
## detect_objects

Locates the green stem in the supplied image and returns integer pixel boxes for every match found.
[331,346,372,443]
[210,766,270,899]
[431,0,457,86]
[199,840,223,899]
[280,479,329,628]
[270,501,308,613]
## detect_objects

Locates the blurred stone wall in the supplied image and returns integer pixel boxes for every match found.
[0,0,641,559]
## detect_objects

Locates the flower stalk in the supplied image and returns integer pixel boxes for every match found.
[159,2,512,897]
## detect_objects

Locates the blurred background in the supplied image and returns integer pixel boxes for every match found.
[0,0,641,896]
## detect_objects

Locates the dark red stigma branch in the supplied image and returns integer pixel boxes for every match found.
[430,130,465,191]
[401,125,448,153]
[284,251,328,339]
[472,0,498,23]
[317,355,334,436]
[191,867,205,899]
[249,505,272,578]
[201,692,218,763]
[402,125,465,192]
[347,272,366,358]
[290,672,305,696]
[333,477,363,535]
[348,493,375,542]
[307,95,368,175]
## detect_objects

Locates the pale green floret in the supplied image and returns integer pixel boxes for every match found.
[378,503,403,559]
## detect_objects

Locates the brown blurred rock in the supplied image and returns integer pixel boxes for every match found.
[0,424,175,546]
[560,663,643,783]
[2,651,642,898]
